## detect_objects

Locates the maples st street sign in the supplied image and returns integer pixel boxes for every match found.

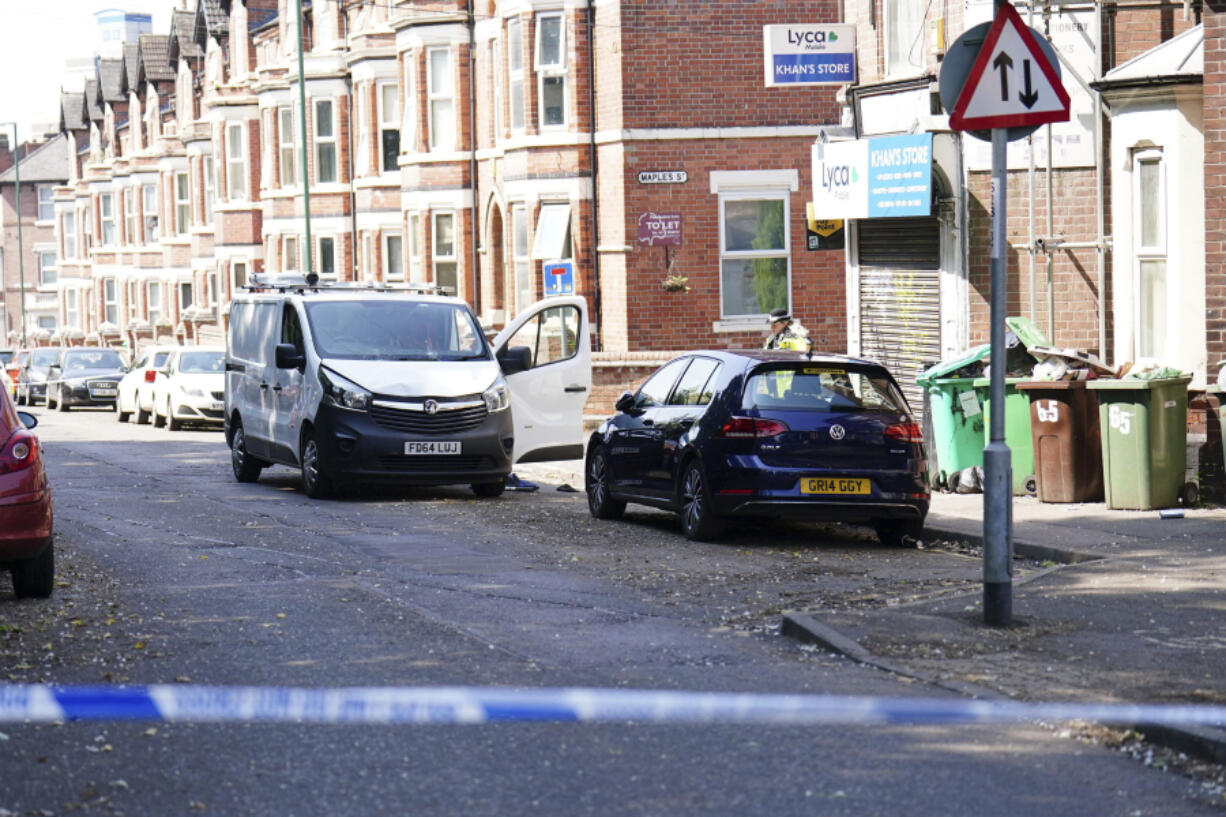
[948,3,1070,132]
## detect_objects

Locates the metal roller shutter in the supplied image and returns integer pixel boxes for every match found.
[857,217,942,417]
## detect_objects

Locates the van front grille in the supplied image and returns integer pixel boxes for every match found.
[370,402,488,434]
[377,455,494,472]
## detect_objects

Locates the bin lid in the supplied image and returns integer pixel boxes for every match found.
[1014,380,1092,392]
[1087,376,1192,390]
[970,376,1032,387]
[1004,316,1052,353]
[916,343,989,387]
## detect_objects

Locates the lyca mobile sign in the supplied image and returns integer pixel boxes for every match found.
[763,25,855,86]
[810,133,932,219]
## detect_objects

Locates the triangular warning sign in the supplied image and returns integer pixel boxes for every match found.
[949,3,1071,131]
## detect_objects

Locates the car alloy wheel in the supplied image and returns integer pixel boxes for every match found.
[230,424,264,483]
[586,447,626,520]
[300,431,333,499]
[679,461,723,541]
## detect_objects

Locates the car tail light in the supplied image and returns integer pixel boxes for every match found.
[884,422,924,443]
[145,369,157,383]
[0,429,36,475]
[718,417,789,438]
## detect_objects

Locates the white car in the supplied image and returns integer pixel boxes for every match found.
[152,346,226,431]
[116,345,176,424]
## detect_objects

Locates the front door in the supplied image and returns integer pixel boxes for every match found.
[492,296,591,463]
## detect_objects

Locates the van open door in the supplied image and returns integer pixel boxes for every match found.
[492,296,591,463]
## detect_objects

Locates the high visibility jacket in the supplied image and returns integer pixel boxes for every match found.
[764,325,812,353]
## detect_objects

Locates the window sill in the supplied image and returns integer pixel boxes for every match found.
[712,319,769,335]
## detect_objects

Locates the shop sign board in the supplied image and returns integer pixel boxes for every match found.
[763,25,855,86]
[810,133,932,219]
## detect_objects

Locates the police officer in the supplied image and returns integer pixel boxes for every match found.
[764,308,812,352]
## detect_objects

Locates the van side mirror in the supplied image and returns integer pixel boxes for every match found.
[275,343,306,371]
[18,411,37,429]
[498,345,532,374]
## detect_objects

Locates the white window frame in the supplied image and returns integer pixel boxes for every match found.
[143,184,159,243]
[317,235,337,278]
[717,189,792,320]
[37,250,56,288]
[885,0,927,79]
[314,98,338,184]
[232,259,249,292]
[174,171,190,235]
[100,192,115,246]
[278,106,296,188]
[283,235,299,272]
[179,280,194,312]
[227,122,248,199]
[432,210,457,291]
[125,187,137,245]
[407,213,423,282]
[147,280,163,325]
[127,280,139,321]
[1133,149,1167,360]
[511,203,531,314]
[36,185,54,222]
[507,18,525,132]
[531,202,572,260]
[492,37,503,138]
[427,47,455,151]
[103,278,118,325]
[378,81,400,174]
[62,210,76,259]
[65,289,79,329]
[383,231,404,281]
[203,154,215,223]
[535,12,568,129]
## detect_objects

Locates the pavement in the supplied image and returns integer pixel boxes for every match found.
[516,459,1226,764]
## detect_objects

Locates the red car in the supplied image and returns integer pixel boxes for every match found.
[0,381,53,598]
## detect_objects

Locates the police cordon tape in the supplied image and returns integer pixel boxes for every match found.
[4,685,1226,727]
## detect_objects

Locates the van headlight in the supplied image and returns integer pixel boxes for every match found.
[319,367,371,412]
[483,375,510,413]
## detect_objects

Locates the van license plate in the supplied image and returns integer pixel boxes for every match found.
[800,477,869,495]
[405,441,462,455]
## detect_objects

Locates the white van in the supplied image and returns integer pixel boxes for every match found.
[225,276,590,498]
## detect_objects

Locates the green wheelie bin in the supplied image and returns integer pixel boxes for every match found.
[971,377,1036,496]
[917,347,988,491]
[1087,376,1193,510]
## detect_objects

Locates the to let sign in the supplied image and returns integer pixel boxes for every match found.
[637,212,682,246]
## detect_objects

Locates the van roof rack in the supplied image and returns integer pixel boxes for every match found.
[242,273,455,297]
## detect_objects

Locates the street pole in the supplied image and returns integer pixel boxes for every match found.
[8,123,27,348]
[983,124,1013,626]
[295,0,314,281]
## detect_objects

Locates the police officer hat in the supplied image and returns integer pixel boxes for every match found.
[768,308,791,324]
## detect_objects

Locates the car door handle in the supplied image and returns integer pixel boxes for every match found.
[564,384,588,393]
[272,385,282,393]
[642,419,653,426]
[259,383,269,390]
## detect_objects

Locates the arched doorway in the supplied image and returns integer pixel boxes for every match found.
[487,203,506,324]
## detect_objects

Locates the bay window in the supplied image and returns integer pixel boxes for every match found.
[314,99,337,183]
[427,48,455,151]
[535,13,567,127]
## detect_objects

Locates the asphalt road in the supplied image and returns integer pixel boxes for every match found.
[0,406,1219,815]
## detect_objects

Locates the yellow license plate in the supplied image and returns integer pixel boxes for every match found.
[800,477,870,495]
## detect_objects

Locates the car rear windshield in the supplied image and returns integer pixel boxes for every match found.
[64,349,125,372]
[178,351,224,374]
[305,300,488,361]
[742,365,908,413]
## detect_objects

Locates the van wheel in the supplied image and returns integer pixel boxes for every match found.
[678,460,723,541]
[472,481,506,498]
[167,413,182,431]
[12,541,54,599]
[586,446,625,520]
[230,422,265,483]
[300,430,334,499]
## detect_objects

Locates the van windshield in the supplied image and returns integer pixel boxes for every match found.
[304,300,489,361]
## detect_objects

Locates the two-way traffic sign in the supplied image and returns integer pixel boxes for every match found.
[949,3,1070,132]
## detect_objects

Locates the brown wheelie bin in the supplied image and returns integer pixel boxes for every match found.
[1015,381,1104,503]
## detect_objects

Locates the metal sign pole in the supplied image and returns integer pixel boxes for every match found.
[983,125,1013,626]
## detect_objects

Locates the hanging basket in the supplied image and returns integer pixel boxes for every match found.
[661,274,690,293]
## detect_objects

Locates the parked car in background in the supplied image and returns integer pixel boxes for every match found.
[584,350,929,543]
[45,347,127,411]
[153,346,226,430]
[16,348,62,407]
[0,381,53,598]
[117,345,176,424]
[1,369,13,402]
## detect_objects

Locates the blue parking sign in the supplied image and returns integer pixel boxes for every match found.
[543,260,574,296]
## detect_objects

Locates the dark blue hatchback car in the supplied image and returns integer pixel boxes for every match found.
[585,350,929,543]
